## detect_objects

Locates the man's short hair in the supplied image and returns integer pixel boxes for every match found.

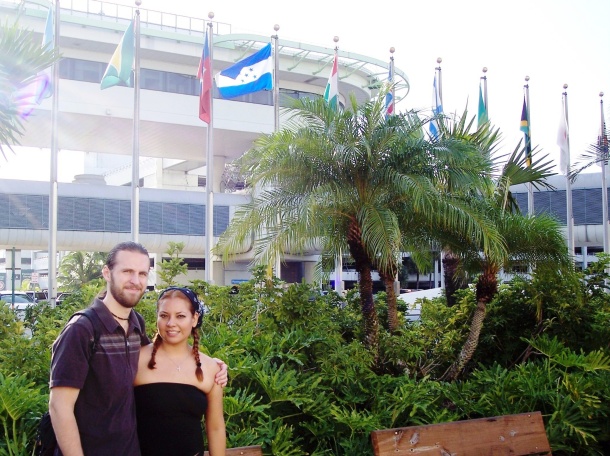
[105,242,149,270]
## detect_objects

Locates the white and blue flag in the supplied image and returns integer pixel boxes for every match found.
[429,73,443,138]
[215,43,273,99]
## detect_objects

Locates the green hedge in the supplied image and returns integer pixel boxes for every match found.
[1,263,609,455]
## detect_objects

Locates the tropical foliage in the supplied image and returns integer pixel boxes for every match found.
[1,261,609,455]
[57,251,105,292]
[0,20,58,156]
[216,95,504,361]
[440,144,571,380]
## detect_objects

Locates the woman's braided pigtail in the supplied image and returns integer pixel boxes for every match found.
[147,332,163,370]
[192,329,203,381]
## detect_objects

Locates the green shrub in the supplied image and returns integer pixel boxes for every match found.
[1,265,609,454]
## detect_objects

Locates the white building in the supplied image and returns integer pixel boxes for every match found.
[0,0,607,293]
[0,0,407,290]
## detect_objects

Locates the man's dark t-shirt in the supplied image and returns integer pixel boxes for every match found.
[50,298,148,456]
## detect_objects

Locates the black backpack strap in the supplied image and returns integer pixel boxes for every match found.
[69,307,103,360]
[134,311,149,346]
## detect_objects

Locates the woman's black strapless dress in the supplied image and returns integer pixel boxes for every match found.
[135,383,208,456]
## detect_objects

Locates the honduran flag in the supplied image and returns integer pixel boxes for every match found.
[215,43,273,99]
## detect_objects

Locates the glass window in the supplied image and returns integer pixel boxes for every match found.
[141,68,164,91]
[167,73,196,95]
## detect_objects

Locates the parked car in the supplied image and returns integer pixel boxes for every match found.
[0,291,36,312]
[25,290,48,302]
[56,292,72,305]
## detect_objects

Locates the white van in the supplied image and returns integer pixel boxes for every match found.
[0,291,36,312]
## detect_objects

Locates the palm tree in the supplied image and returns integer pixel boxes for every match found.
[216,94,504,357]
[0,20,58,156]
[441,145,571,381]
[57,251,106,292]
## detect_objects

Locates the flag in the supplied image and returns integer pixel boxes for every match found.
[557,107,569,175]
[384,61,394,118]
[477,81,488,128]
[198,29,212,123]
[520,96,531,165]
[324,51,338,110]
[215,43,273,99]
[36,6,54,101]
[100,20,135,89]
[429,73,442,138]
[15,7,54,118]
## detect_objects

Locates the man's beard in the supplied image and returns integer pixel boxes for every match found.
[108,277,145,309]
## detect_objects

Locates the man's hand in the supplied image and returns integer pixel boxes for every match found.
[213,358,228,387]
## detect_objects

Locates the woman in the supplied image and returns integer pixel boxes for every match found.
[135,287,226,456]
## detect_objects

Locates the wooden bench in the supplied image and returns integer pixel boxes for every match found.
[371,411,552,455]
[204,445,263,456]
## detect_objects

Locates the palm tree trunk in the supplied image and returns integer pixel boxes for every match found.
[443,250,467,307]
[380,268,399,333]
[347,220,379,356]
[442,270,497,381]
[358,263,379,354]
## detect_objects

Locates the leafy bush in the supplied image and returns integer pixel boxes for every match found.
[1,262,609,455]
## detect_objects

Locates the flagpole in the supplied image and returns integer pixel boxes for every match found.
[524,76,534,215]
[130,1,141,242]
[272,24,282,280]
[600,92,609,255]
[388,47,399,295]
[562,84,574,257]
[48,0,60,307]
[272,24,280,131]
[205,15,215,284]
[334,37,342,293]
[435,57,445,289]
[389,47,395,114]
[436,57,443,106]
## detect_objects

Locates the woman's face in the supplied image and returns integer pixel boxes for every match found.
[157,295,198,345]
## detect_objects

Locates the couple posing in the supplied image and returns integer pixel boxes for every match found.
[49,241,227,455]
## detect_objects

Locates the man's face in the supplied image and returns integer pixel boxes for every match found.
[103,250,150,309]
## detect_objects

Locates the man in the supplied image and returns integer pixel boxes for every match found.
[49,241,228,456]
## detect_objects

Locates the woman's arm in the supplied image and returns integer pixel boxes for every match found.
[205,382,226,456]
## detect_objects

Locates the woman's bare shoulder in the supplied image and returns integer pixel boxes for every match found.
[199,352,220,371]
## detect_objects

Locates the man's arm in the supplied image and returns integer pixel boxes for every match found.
[49,387,85,456]
[213,358,228,387]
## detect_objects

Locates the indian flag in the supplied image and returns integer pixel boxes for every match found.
[324,52,338,110]
[100,20,135,90]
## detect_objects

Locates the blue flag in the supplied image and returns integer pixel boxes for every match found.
[429,74,443,138]
[215,43,273,99]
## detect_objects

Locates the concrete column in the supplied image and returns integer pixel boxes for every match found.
[213,156,226,193]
